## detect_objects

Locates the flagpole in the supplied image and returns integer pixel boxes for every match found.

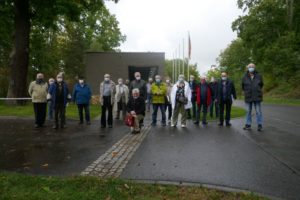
[188,31,191,79]
[182,38,185,76]
[172,53,175,83]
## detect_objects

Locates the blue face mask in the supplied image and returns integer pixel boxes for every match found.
[248,67,255,73]
[156,79,160,83]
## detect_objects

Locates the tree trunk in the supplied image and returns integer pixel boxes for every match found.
[6,0,30,105]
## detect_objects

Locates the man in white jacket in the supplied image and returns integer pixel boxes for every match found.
[170,74,192,127]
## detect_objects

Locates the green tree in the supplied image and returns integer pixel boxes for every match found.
[0,0,119,104]
[219,0,300,98]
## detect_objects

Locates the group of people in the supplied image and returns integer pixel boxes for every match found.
[28,73,91,129]
[28,62,264,133]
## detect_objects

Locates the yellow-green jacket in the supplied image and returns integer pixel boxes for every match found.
[151,82,167,104]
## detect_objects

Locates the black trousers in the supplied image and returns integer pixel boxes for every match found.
[196,102,207,123]
[219,100,232,124]
[210,101,219,118]
[101,96,113,126]
[165,103,172,120]
[33,103,47,126]
[55,103,66,127]
[77,104,90,122]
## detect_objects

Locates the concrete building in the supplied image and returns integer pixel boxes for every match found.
[85,52,165,94]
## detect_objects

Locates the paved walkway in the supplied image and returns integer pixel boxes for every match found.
[1,101,300,199]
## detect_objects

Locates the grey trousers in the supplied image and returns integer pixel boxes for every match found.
[172,102,187,125]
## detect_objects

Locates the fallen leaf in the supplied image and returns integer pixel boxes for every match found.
[41,163,49,168]
[112,152,118,157]
[124,184,130,189]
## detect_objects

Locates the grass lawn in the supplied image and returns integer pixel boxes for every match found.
[0,172,267,200]
[0,102,101,120]
[262,97,300,106]
[207,106,246,121]
[0,103,246,121]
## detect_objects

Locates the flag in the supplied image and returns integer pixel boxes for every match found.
[188,32,191,60]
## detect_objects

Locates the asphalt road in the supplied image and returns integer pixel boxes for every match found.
[121,101,300,200]
[0,117,129,176]
[1,102,300,199]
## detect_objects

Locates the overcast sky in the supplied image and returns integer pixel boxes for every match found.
[105,0,243,75]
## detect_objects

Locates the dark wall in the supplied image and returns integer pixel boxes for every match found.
[85,52,165,94]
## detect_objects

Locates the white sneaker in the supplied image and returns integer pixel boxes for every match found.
[171,124,176,127]
[181,124,186,128]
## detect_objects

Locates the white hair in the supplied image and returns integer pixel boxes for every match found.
[132,88,140,94]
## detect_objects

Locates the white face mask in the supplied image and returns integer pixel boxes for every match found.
[79,80,84,84]
[166,80,170,83]
[221,77,227,81]
[248,67,255,73]
[104,78,110,82]
[178,78,184,82]
[57,78,63,82]
[118,81,123,85]
[136,76,141,80]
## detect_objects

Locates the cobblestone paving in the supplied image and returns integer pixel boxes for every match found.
[81,125,151,178]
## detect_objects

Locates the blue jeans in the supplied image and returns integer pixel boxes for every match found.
[48,101,54,120]
[245,101,263,126]
[152,103,166,125]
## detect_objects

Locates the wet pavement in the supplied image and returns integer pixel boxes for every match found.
[1,102,300,199]
[0,117,130,176]
[120,102,300,200]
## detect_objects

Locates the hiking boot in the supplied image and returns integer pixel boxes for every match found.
[218,122,223,127]
[193,121,199,125]
[243,124,251,130]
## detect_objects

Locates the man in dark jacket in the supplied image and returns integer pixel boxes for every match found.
[194,76,212,126]
[129,72,147,126]
[48,74,71,129]
[129,72,147,98]
[242,63,264,131]
[126,88,146,134]
[187,75,197,119]
[209,77,219,118]
[72,76,92,125]
[216,72,236,127]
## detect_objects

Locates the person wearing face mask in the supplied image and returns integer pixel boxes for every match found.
[146,77,153,112]
[48,74,71,129]
[72,76,92,125]
[209,77,219,118]
[129,72,147,126]
[194,76,212,126]
[48,78,55,120]
[150,75,167,126]
[165,78,173,124]
[187,75,197,120]
[216,72,236,127]
[28,73,48,128]
[129,72,147,99]
[242,63,264,131]
[114,78,129,120]
[170,74,192,128]
[126,88,145,134]
[99,74,116,128]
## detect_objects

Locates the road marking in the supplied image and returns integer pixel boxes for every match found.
[81,125,151,178]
